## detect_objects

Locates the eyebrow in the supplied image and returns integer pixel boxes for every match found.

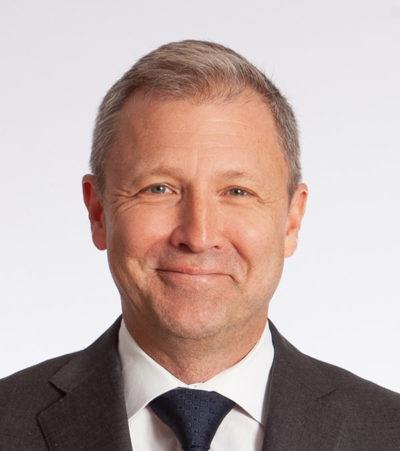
[130,166,261,185]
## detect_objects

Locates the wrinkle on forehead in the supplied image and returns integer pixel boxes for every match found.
[118,87,273,133]
[116,94,278,152]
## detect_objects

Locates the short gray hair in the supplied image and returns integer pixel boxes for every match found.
[90,40,301,199]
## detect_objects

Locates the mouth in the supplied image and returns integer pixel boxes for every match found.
[156,269,225,284]
[157,267,223,276]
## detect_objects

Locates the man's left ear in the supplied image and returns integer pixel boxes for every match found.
[284,183,308,257]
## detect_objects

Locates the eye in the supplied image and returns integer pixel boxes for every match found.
[226,187,250,197]
[143,184,173,195]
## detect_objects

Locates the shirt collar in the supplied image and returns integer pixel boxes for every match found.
[118,317,274,426]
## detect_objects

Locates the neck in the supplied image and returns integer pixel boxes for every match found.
[122,306,268,384]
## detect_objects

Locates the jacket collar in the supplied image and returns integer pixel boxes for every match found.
[38,315,132,450]
[262,320,344,449]
[38,315,344,449]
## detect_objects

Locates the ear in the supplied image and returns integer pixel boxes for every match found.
[284,183,308,257]
[82,174,107,250]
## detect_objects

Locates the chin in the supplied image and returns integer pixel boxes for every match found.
[156,304,228,340]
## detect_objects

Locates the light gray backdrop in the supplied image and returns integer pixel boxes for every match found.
[1,0,399,392]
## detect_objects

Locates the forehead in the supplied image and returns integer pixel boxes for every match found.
[118,89,276,139]
[107,89,287,185]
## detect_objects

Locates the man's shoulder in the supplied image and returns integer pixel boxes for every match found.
[1,351,79,384]
[272,322,399,401]
[0,352,79,417]
[0,315,122,397]
[270,321,400,444]
[308,351,400,399]
[0,317,124,448]
[304,350,400,435]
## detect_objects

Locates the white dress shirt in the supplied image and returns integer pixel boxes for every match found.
[118,318,274,450]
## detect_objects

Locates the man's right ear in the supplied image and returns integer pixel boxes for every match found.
[82,174,107,250]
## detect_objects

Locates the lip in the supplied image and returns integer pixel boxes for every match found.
[157,267,222,276]
[157,269,223,285]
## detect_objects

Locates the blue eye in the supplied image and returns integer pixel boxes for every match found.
[145,184,172,194]
[228,187,249,196]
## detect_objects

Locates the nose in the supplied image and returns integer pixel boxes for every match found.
[169,192,222,253]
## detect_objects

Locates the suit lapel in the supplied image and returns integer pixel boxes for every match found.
[37,316,132,450]
[262,320,346,450]
[36,315,346,449]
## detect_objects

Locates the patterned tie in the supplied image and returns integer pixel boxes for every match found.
[149,387,235,450]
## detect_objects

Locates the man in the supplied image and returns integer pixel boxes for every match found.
[1,40,399,450]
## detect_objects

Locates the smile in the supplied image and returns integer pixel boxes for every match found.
[157,269,224,284]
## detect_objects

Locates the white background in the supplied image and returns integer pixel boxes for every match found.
[1,0,399,392]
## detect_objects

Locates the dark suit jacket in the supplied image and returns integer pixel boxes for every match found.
[1,315,400,450]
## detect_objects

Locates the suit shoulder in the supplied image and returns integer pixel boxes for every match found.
[276,328,400,402]
[308,355,400,443]
[0,352,78,413]
[0,352,80,445]
[271,321,400,413]
[0,351,77,387]
[308,352,400,399]
[303,351,400,427]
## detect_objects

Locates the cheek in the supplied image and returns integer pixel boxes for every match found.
[228,211,286,264]
[107,207,174,260]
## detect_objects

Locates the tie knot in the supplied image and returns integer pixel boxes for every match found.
[149,387,235,450]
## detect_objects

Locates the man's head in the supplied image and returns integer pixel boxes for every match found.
[83,40,307,346]
[90,40,302,201]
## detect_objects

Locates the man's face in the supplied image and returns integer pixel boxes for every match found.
[83,90,307,341]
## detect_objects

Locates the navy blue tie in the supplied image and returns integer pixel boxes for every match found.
[149,387,235,450]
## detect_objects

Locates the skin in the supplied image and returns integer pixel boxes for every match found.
[82,89,308,383]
